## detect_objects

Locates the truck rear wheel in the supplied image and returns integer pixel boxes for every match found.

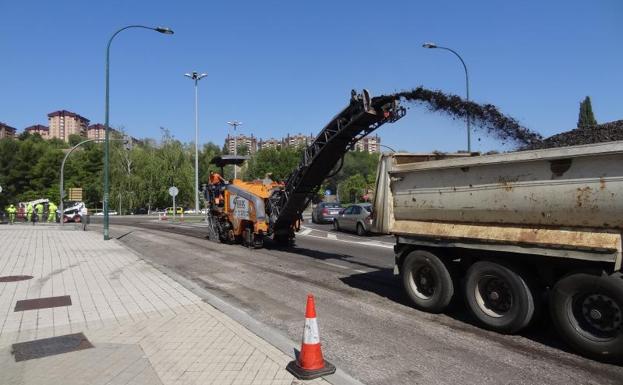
[401,250,454,313]
[464,261,537,334]
[550,272,623,363]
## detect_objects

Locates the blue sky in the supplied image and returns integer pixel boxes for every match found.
[1,0,621,152]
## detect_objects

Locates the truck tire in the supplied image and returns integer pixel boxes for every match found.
[401,250,454,313]
[464,261,537,334]
[550,272,623,363]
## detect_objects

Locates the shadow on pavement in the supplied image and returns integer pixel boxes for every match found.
[338,268,596,365]
[264,240,388,271]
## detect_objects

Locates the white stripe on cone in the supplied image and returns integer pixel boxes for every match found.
[303,317,320,344]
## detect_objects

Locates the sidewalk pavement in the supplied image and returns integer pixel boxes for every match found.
[0,225,332,385]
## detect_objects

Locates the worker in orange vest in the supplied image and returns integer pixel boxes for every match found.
[209,171,226,206]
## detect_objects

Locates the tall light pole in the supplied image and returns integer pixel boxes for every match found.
[60,139,100,226]
[379,144,397,152]
[103,25,173,240]
[184,71,208,214]
[226,120,242,179]
[422,42,471,152]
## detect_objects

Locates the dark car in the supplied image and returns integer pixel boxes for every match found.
[133,207,148,215]
[311,202,342,223]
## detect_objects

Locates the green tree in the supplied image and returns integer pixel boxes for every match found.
[577,96,598,129]
[246,146,303,182]
[198,143,223,182]
[323,151,380,198]
[338,174,367,204]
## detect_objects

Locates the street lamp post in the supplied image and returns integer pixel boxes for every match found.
[379,144,397,152]
[422,42,471,152]
[103,25,173,240]
[60,138,127,226]
[184,71,208,214]
[60,138,100,226]
[226,120,242,179]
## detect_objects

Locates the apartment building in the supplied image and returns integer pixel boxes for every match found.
[87,124,108,141]
[283,133,314,148]
[48,110,89,142]
[258,138,282,150]
[0,122,17,139]
[225,134,258,155]
[24,124,49,138]
[353,134,381,153]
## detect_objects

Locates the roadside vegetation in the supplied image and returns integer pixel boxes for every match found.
[0,129,380,211]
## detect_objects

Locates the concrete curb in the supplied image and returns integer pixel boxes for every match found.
[113,233,366,385]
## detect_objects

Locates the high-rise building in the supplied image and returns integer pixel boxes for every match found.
[48,110,89,142]
[353,135,381,153]
[225,134,258,155]
[24,124,49,138]
[0,122,17,139]
[87,124,108,141]
[283,133,314,148]
[258,138,282,150]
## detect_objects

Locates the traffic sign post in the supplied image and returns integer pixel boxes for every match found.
[168,186,179,220]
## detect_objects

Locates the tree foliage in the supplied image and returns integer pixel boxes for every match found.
[323,151,380,203]
[1,129,380,211]
[577,96,597,129]
[246,146,304,181]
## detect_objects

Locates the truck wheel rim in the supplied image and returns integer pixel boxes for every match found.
[410,264,435,299]
[475,275,513,318]
[572,293,622,339]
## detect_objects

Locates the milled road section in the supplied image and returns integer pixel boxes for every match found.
[92,217,623,385]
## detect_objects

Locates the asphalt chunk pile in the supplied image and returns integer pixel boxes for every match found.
[528,120,623,149]
[374,87,543,148]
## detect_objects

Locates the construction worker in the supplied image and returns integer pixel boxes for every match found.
[35,202,44,223]
[48,201,57,223]
[209,171,226,206]
[26,202,33,222]
[79,204,88,231]
[6,204,16,224]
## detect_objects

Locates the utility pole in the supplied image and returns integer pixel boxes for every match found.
[227,120,242,179]
[185,71,208,214]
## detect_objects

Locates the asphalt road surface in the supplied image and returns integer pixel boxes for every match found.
[90,216,623,385]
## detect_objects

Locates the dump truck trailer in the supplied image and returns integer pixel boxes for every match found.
[372,141,623,362]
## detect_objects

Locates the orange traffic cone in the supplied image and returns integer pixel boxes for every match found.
[286,294,336,380]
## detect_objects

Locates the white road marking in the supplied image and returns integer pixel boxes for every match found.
[300,232,394,250]
[319,261,367,274]
[327,233,337,240]
[321,261,348,269]
[299,228,313,236]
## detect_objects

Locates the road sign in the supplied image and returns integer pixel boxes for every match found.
[68,188,83,201]
[0,185,3,193]
[168,186,179,219]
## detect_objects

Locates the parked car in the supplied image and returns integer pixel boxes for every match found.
[333,203,373,235]
[311,202,342,223]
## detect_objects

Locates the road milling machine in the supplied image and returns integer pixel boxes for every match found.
[204,90,406,247]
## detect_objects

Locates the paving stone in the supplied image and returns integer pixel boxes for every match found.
[0,227,329,385]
